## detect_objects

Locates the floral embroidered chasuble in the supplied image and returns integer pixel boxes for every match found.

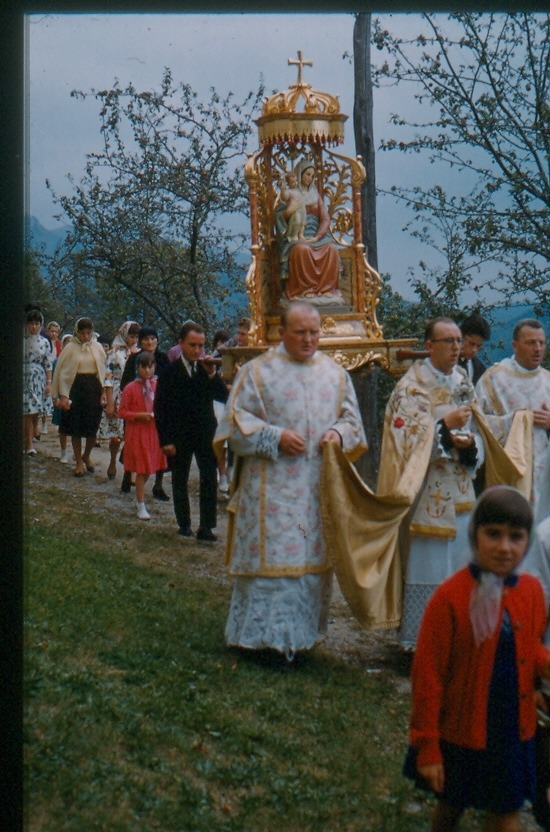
[214,344,367,579]
[381,360,480,538]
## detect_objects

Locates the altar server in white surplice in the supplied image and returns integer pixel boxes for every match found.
[214,302,367,661]
[476,318,550,508]
[521,443,550,646]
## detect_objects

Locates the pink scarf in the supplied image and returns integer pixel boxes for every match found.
[141,379,155,410]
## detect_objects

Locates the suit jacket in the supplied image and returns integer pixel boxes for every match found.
[458,355,487,386]
[155,358,228,449]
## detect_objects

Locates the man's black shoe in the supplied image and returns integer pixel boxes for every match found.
[152,487,170,502]
[178,526,193,537]
[196,528,217,542]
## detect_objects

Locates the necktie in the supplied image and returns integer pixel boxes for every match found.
[190,363,196,379]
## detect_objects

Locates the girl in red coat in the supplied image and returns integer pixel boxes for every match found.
[405,485,550,832]
[117,352,166,521]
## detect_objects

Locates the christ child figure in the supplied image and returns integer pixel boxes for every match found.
[278,171,306,242]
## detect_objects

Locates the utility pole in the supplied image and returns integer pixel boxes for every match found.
[352,12,380,487]
[353,12,378,271]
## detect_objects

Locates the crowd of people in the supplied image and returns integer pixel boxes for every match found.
[24,301,550,831]
[23,306,249,529]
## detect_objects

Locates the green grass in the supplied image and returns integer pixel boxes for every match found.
[24,476,441,832]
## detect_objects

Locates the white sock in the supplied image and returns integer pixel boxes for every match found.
[136,501,150,520]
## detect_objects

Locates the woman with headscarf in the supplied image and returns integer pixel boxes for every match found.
[275,158,342,303]
[51,317,107,477]
[23,308,52,455]
[98,320,140,479]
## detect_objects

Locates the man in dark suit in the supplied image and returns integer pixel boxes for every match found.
[155,322,228,541]
[458,313,491,496]
[458,313,491,386]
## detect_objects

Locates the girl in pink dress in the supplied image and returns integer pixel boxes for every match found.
[117,352,166,521]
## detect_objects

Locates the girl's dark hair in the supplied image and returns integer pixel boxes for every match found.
[76,317,94,331]
[137,350,156,368]
[26,309,43,324]
[212,329,230,349]
[139,326,158,342]
[468,486,533,549]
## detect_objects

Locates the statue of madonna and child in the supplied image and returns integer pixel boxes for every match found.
[274,158,344,306]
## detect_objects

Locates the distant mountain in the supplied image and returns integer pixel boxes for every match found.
[27,216,68,255]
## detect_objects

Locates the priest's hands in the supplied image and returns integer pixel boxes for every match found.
[319,429,342,449]
[279,430,306,456]
[533,403,550,430]
[444,406,475,448]
[451,432,474,449]
[443,405,471,431]
[279,429,342,455]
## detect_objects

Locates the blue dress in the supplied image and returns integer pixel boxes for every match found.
[404,593,536,813]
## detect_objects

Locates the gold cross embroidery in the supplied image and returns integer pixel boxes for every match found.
[427,486,449,518]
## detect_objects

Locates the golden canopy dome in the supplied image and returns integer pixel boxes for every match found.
[256,51,347,146]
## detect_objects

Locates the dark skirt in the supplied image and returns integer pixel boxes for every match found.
[52,406,62,428]
[404,612,536,814]
[60,373,103,439]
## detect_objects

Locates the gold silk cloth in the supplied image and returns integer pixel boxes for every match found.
[320,406,533,630]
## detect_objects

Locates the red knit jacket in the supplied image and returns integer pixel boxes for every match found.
[410,566,550,768]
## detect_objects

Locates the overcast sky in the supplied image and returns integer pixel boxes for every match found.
[27,11,462,298]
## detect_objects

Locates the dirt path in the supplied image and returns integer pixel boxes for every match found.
[26,429,406,671]
[27,426,409,676]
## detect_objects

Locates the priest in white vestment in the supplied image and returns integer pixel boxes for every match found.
[383,318,485,650]
[214,302,367,660]
[476,318,550,509]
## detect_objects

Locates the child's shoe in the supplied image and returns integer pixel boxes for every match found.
[136,501,150,521]
[59,450,69,464]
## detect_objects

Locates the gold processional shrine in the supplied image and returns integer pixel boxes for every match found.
[221,52,418,381]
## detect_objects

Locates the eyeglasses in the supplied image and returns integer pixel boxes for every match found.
[430,337,464,346]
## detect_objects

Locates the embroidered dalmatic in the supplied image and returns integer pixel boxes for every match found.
[476,357,550,506]
[213,343,366,656]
